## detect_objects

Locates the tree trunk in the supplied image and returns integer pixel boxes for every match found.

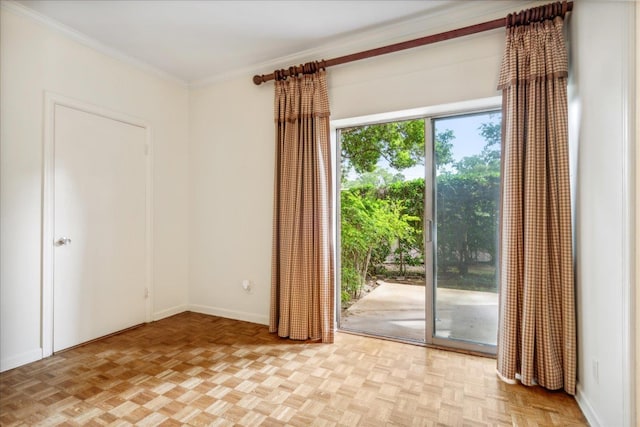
[458,233,469,275]
[358,249,372,299]
[353,255,362,299]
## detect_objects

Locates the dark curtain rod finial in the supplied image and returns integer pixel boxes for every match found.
[252,1,573,86]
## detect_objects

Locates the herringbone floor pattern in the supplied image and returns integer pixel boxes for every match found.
[0,312,587,426]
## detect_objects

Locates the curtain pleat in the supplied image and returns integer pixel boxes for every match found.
[496,17,575,395]
[270,71,334,343]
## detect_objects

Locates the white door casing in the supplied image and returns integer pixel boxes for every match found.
[42,93,153,356]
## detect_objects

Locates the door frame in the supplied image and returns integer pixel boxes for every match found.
[41,92,153,358]
[332,96,501,350]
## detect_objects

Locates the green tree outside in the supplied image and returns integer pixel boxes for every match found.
[340,116,501,304]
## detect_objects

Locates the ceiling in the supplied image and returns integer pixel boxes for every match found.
[15,0,459,84]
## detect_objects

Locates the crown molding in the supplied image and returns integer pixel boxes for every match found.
[1,0,548,89]
[0,0,188,87]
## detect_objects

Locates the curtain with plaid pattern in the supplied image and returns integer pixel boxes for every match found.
[496,16,576,395]
[270,70,335,343]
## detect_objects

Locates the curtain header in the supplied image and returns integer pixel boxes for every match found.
[497,17,568,90]
[274,71,330,123]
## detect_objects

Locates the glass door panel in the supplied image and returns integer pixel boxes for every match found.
[338,119,426,343]
[430,111,501,352]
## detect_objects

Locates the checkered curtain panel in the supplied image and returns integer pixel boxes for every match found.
[496,17,576,395]
[270,70,335,343]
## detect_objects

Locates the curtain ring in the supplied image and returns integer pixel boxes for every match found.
[561,1,568,17]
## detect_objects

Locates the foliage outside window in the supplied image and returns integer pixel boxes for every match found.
[340,114,500,305]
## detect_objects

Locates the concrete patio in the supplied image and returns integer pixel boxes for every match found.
[340,281,498,345]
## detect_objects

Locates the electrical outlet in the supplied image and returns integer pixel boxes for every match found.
[242,279,252,293]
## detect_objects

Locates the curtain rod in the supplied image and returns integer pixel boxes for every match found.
[252,1,573,86]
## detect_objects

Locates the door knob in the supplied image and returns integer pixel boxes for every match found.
[55,237,72,246]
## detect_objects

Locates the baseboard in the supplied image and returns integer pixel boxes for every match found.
[189,304,269,326]
[153,304,188,321]
[576,383,602,427]
[0,348,42,373]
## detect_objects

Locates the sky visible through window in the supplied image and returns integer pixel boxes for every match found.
[400,112,501,180]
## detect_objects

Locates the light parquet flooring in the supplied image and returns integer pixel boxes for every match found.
[0,312,587,426]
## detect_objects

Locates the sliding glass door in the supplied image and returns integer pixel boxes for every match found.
[337,108,500,353]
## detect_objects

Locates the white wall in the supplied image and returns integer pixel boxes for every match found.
[0,6,190,371]
[188,79,274,324]
[637,2,640,423]
[571,2,636,426]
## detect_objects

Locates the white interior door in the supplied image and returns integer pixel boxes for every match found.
[53,104,148,352]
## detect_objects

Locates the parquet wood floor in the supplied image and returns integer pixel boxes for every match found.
[0,312,587,426]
